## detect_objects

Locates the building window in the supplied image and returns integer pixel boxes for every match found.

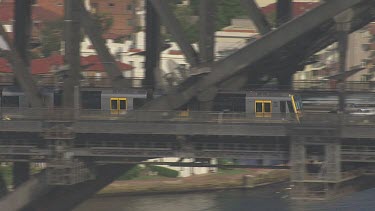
[91,3,98,13]
[127,4,132,11]
[108,3,115,7]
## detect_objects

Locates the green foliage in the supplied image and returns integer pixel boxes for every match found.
[0,165,12,187]
[165,4,198,43]
[169,0,248,43]
[39,13,112,57]
[215,0,247,29]
[149,165,179,178]
[92,13,114,35]
[117,165,143,180]
[40,19,64,57]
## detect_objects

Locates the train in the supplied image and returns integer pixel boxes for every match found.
[0,87,303,117]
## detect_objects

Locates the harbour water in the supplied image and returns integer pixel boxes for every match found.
[74,182,375,211]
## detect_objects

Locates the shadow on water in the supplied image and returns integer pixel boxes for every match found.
[74,180,375,211]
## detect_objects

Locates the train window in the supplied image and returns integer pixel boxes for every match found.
[111,99,118,110]
[280,101,286,113]
[264,102,271,113]
[2,96,19,107]
[119,99,127,110]
[255,102,263,112]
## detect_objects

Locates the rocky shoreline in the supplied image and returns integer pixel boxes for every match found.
[96,169,290,197]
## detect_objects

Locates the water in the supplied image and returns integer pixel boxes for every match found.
[74,183,375,211]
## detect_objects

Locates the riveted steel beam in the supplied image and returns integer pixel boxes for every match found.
[24,165,134,211]
[144,0,161,90]
[142,0,363,110]
[276,0,293,27]
[63,0,82,108]
[199,0,216,64]
[14,0,33,66]
[0,171,50,211]
[240,0,272,35]
[79,0,130,89]
[150,0,200,67]
[0,24,43,107]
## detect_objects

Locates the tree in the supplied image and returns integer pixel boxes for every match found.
[40,19,64,57]
[39,13,113,57]
[173,5,199,43]
[169,0,248,44]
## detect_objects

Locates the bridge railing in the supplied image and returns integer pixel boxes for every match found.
[0,75,145,88]
[0,108,375,125]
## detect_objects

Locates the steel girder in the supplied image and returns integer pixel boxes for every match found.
[150,0,200,67]
[199,0,216,64]
[0,171,50,211]
[79,0,131,89]
[0,24,43,107]
[276,0,293,27]
[14,0,33,66]
[240,0,272,35]
[63,0,82,107]
[144,0,161,90]
[24,165,134,211]
[142,0,365,110]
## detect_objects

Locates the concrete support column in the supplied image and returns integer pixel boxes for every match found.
[144,0,161,93]
[290,137,306,182]
[334,10,353,112]
[13,162,30,188]
[325,140,341,182]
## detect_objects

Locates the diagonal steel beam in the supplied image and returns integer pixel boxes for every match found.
[0,23,43,107]
[240,0,272,35]
[142,0,364,110]
[79,0,130,89]
[0,171,50,211]
[150,0,200,67]
[25,165,134,211]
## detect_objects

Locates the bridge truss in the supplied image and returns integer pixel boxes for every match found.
[0,0,375,210]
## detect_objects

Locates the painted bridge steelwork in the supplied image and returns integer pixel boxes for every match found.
[0,0,375,210]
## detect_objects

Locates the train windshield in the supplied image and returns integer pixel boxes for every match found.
[293,95,303,112]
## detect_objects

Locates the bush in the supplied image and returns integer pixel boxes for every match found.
[117,165,143,180]
[149,165,179,178]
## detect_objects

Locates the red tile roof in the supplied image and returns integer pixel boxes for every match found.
[261,2,320,17]
[0,55,133,74]
[0,1,61,23]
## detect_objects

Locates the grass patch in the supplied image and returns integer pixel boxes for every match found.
[217,168,248,175]
[0,165,12,187]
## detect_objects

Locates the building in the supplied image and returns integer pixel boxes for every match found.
[0,54,133,85]
[89,0,136,39]
[0,0,63,41]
